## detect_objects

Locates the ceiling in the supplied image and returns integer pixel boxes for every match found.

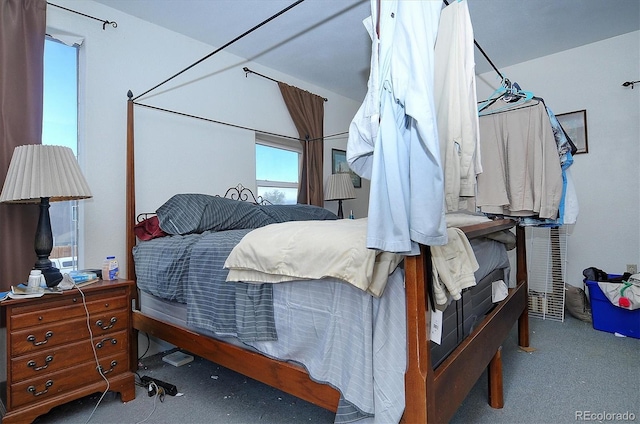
[92,0,640,102]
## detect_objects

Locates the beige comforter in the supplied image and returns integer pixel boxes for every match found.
[224,218,403,297]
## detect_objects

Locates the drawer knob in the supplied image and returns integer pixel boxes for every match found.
[95,317,117,330]
[98,360,118,375]
[26,331,53,346]
[27,380,53,397]
[96,337,118,349]
[27,355,54,371]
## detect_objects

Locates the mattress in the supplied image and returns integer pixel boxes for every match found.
[430,266,507,368]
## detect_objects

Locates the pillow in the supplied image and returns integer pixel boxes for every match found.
[156,194,274,235]
[259,204,338,223]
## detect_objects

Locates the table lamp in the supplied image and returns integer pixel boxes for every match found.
[324,173,355,219]
[0,145,92,287]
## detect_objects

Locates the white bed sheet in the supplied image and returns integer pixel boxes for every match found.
[140,267,407,424]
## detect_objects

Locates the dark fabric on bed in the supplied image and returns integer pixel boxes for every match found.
[259,204,337,222]
[134,228,277,342]
[134,215,168,241]
[133,232,202,302]
[186,229,277,341]
[156,194,274,235]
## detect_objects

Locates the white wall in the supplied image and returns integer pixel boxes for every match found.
[46,0,363,273]
[476,31,640,286]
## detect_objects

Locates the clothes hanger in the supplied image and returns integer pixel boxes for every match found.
[477,78,510,113]
[478,82,537,116]
[478,98,540,117]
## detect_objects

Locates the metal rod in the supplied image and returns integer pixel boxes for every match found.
[133,102,302,141]
[128,100,343,142]
[47,2,117,30]
[442,0,504,81]
[243,67,328,102]
[133,0,306,101]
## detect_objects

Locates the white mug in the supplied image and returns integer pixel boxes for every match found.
[28,270,45,290]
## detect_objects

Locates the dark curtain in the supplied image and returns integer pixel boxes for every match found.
[278,82,324,206]
[0,0,46,292]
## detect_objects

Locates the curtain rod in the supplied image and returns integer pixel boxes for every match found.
[47,2,117,30]
[132,0,306,101]
[243,67,328,102]
[442,0,504,81]
[132,101,345,142]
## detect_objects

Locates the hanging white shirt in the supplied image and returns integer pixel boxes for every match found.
[347,0,447,255]
[434,0,481,212]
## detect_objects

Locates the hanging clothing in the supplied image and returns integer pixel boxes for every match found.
[347,0,447,255]
[434,0,481,212]
[476,101,563,219]
[547,107,579,224]
[347,9,379,181]
[430,227,479,307]
[518,106,579,227]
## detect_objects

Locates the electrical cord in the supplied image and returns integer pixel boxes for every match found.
[135,381,164,424]
[72,282,110,424]
[137,332,151,361]
[69,279,163,424]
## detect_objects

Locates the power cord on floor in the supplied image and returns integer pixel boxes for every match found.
[136,381,165,424]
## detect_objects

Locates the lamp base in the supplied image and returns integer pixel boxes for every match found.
[337,200,344,219]
[37,265,63,287]
[33,197,63,287]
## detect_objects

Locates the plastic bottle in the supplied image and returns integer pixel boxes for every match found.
[102,256,119,280]
[28,269,45,290]
[348,210,355,219]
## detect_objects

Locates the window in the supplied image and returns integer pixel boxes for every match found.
[42,38,80,270]
[256,135,301,205]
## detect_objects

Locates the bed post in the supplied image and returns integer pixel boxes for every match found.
[516,225,530,347]
[126,91,136,281]
[126,91,139,374]
[402,244,434,423]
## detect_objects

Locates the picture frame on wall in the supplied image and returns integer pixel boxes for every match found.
[556,109,588,154]
[331,149,361,188]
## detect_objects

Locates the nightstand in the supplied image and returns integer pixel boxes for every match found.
[0,279,136,423]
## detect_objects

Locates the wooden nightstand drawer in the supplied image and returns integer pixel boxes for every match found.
[10,289,128,331]
[11,329,129,383]
[8,351,129,410]
[1,279,136,423]
[10,308,129,356]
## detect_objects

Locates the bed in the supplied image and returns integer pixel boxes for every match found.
[122,3,529,421]
[125,171,529,424]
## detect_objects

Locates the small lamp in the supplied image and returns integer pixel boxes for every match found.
[0,145,92,287]
[324,173,355,219]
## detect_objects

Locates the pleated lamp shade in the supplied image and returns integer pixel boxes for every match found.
[0,145,92,203]
[324,173,356,201]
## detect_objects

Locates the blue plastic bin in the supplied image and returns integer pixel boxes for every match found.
[585,277,640,339]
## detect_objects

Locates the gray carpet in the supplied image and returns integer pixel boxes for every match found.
[33,315,639,424]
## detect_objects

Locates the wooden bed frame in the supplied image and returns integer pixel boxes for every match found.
[124,96,529,423]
